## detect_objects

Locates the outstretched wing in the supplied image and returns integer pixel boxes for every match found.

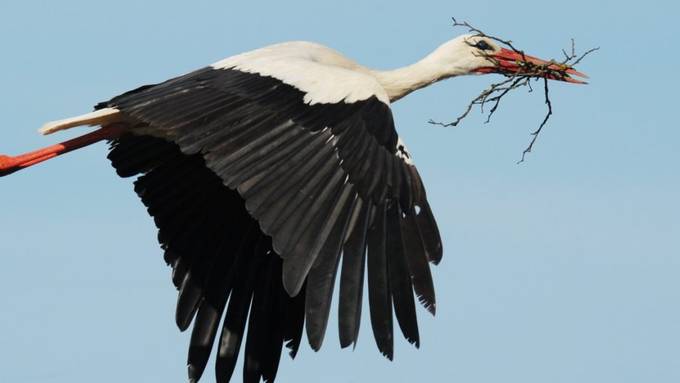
[102,58,442,382]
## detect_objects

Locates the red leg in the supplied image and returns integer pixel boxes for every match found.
[0,124,126,177]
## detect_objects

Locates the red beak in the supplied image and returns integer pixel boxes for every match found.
[475,48,588,84]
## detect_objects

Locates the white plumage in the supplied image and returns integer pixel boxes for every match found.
[212,41,389,104]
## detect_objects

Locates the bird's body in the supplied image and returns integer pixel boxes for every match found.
[0,34,586,383]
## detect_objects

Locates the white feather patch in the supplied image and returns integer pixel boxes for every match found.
[40,108,121,135]
[211,42,390,105]
[396,136,414,165]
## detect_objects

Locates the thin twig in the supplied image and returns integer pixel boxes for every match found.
[451,17,525,58]
[427,76,518,127]
[517,77,552,164]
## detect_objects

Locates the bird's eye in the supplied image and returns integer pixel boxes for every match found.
[475,40,492,51]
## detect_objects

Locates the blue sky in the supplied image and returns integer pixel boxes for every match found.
[1,1,678,382]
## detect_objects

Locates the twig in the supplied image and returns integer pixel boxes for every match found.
[517,77,551,164]
[451,17,525,58]
[431,17,598,163]
[427,76,519,127]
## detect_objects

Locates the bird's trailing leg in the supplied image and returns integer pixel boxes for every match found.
[0,124,126,177]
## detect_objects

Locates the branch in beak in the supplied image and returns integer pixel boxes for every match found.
[475,48,589,84]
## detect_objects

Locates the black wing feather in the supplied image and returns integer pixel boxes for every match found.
[366,203,394,360]
[386,203,420,347]
[176,271,204,331]
[400,209,436,314]
[338,200,370,348]
[214,249,257,383]
[305,187,357,350]
[187,224,258,382]
[243,247,276,383]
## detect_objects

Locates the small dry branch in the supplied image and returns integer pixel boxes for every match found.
[430,17,599,163]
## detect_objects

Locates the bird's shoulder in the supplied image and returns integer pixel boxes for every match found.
[210,41,390,105]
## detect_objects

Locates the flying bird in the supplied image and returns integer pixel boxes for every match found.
[0,34,586,382]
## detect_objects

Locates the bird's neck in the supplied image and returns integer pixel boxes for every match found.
[371,57,462,103]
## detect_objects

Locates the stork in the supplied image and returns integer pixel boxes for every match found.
[0,34,586,382]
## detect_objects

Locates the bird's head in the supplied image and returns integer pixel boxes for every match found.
[428,34,588,84]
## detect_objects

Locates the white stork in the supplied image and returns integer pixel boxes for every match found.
[0,34,585,383]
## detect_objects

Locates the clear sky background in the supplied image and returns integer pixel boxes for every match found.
[0,1,678,382]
